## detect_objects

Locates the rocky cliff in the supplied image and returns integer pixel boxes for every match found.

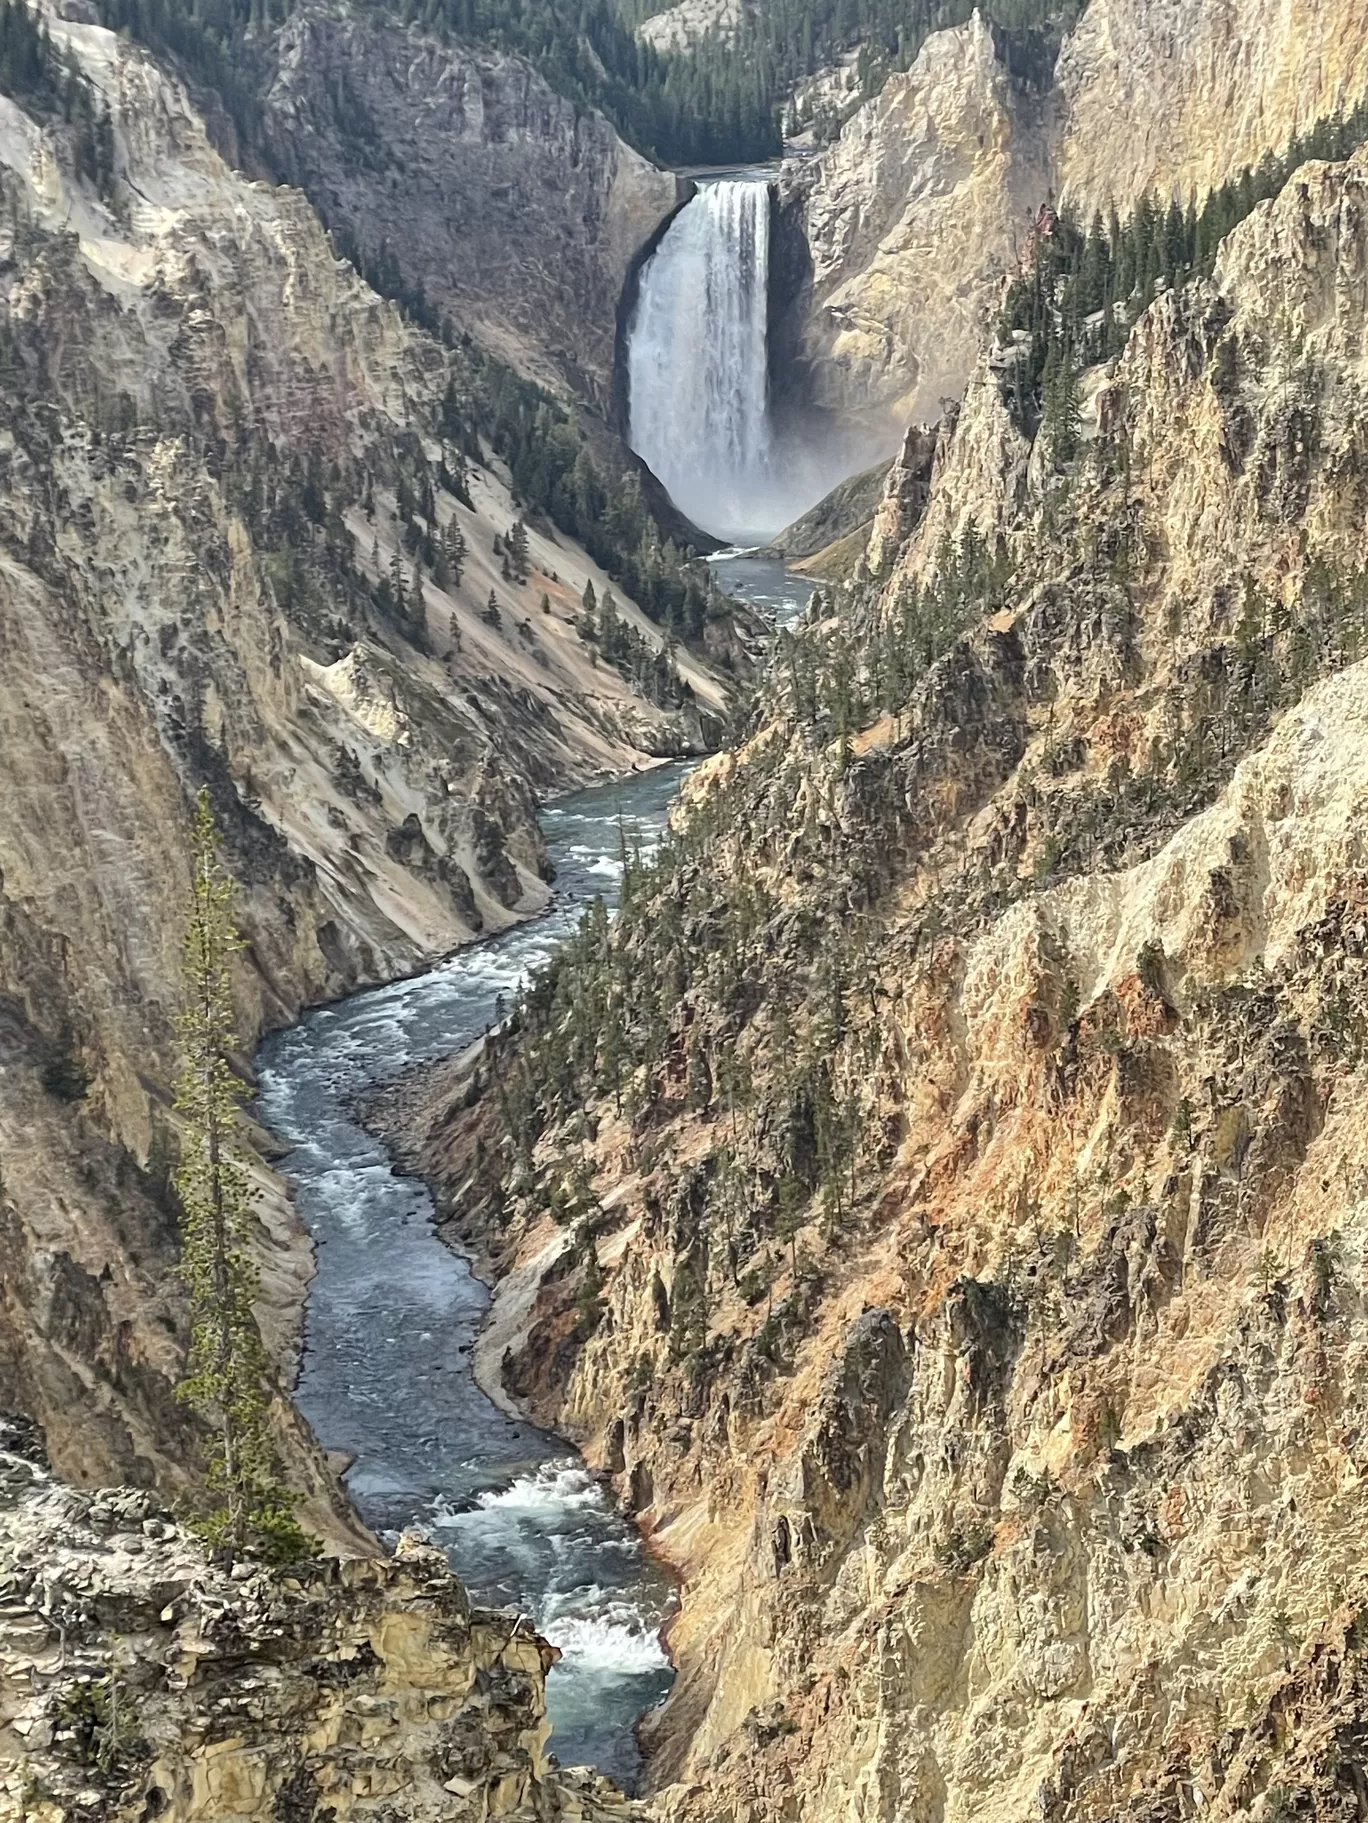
[635,0,742,56]
[775,14,1051,437]
[0,1423,640,1822]
[387,141,1368,1822]
[0,3,727,1508]
[780,0,1368,441]
[1054,0,1368,215]
[257,5,684,411]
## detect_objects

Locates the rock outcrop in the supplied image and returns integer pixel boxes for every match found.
[637,0,742,57]
[389,142,1368,1823]
[258,6,685,410]
[764,457,893,563]
[0,1426,639,1822]
[776,14,1051,436]
[781,0,1368,441]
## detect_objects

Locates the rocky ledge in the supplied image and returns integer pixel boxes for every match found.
[0,1423,640,1823]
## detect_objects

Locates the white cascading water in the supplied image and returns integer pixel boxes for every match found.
[628,178,780,543]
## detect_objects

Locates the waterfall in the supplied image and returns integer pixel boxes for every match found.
[627,178,778,543]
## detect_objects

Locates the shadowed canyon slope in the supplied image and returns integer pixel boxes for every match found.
[390,139,1368,1823]
[258,5,686,408]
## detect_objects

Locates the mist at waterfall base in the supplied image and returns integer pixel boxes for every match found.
[628,175,866,543]
[256,771,685,1790]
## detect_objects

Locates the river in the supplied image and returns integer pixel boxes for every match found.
[255,766,682,1786]
[256,560,812,1788]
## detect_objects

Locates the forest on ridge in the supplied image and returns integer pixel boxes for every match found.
[87,0,1084,165]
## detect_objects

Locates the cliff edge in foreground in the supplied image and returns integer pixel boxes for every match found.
[0,1422,640,1822]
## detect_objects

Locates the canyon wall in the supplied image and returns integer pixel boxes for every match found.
[0,5,723,1506]
[781,0,1368,439]
[775,14,1050,436]
[1054,0,1368,214]
[258,5,685,411]
[394,141,1368,1823]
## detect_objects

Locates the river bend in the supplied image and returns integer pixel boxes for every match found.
[256,766,684,1788]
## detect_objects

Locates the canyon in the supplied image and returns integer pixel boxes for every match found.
[390,116,1368,1823]
[7,0,1368,1818]
[0,2,733,1514]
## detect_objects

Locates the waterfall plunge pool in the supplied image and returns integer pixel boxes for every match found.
[256,766,688,1790]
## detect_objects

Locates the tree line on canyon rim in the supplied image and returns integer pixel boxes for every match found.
[86,0,1082,168]
[1000,94,1368,460]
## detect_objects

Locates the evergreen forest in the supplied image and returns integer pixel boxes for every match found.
[88,0,1084,168]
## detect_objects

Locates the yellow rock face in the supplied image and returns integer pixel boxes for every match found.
[1056,0,1368,214]
[784,15,1050,436]
[401,143,1368,1823]
[785,0,1368,436]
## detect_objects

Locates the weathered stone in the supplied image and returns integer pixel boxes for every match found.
[259,6,685,410]
[0,1446,641,1822]
[387,141,1368,1823]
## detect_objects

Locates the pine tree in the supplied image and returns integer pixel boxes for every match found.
[174,790,309,1562]
[575,1242,605,1338]
[442,518,465,588]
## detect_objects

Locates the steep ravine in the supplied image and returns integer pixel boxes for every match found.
[389,144,1368,1823]
[257,769,687,1791]
[0,4,732,1514]
[9,0,1368,1817]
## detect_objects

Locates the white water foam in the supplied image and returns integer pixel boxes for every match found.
[629,178,778,541]
[474,1461,605,1512]
[545,1612,670,1677]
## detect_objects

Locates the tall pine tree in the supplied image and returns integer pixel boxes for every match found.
[174,790,309,1561]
